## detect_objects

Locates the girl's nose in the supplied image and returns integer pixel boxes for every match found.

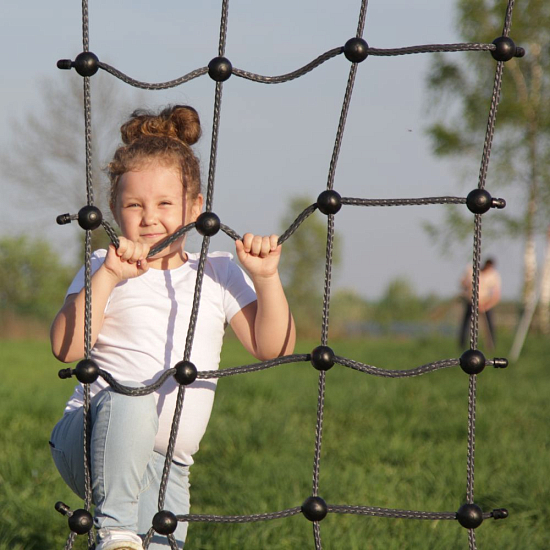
[141,208,157,226]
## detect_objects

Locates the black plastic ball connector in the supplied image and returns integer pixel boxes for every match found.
[55,502,93,535]
[310,345,335,371]
[78,205,103,230]
[195,212,221,237]
[456,503,484,529]
[343,37,369,63]
[317,190,342,215]
[208,57,232,81]
[466,189,492,214]
[460,350,486,375]
[153,510,178,535]
[57,52,100,77]
[301,496,328,522]
[75,359,100,384]
[491,37,525,62]
[174,361,198,386]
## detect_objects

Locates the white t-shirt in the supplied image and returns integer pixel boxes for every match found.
[63,249,257,465]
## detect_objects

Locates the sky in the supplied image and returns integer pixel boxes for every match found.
[0,0,538,300]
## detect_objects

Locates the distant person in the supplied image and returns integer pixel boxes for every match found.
[459,258,501,351]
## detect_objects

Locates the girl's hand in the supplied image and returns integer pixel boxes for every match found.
[235,233,281,280]
[103,237,150,282]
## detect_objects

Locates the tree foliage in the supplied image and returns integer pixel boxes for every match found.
[425,0,550,303]
[0,236,74,322]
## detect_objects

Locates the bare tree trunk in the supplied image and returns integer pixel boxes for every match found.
[538,226,550,334]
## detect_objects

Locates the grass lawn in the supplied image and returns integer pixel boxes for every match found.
[0,334,548,549]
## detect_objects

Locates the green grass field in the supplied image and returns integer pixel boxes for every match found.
[1,335,548,549]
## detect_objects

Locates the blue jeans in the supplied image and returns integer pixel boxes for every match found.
[50,383,190,548]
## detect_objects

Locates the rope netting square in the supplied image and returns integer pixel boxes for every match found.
[53,1,522,548]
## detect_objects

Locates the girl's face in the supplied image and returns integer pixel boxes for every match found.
[114,161,203,269]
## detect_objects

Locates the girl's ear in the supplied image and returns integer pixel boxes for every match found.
[190,193,204,222]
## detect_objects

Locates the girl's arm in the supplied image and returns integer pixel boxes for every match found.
[230,234,296,361]
[50,239,150,363]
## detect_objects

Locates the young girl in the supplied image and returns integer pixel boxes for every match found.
[50,105,296,550]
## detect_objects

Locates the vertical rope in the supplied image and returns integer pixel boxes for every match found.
[205,82,224,212]
[205,0,230,211]
[326,64,359,191]
[218,0,230,57]
[313,521,323,550]
[502,0,515,36]
[83,78,94,206]
[81,0,89,52]
[157,236,211,513]
[355,0,369,38]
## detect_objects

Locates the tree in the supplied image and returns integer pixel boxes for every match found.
[2,72,143,257]
[0,236,74,322]
[278,196,341,336]
[425,0,550,313]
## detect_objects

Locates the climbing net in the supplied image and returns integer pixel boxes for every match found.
[53,0,523,549]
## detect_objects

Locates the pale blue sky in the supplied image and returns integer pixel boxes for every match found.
[0,0,532,299]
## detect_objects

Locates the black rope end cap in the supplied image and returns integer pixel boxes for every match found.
[456,503,484,529]
[317,190,342,215]
[77,205,103,230]
[75,359,100,384]
[492,508,509,520]
[310,346,335,371]
[153,510,178,535]
[55,502,93,535]
[195,212,220,236]
[491,37,523,62]
[73,52,100,77]
[58,368,74,379]
[208,57,232,81]
[460,350,486,375]
[301,496,328,522]
[174,361,198,385]
[493,357,508,369]
[344,37,369,63]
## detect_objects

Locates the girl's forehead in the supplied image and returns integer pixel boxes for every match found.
[118,164,185,195]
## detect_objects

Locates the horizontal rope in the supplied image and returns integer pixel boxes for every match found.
[367,42,494,57]
[336,356,459,378]
[342,196,466,207]
[233,47,343,83]
[328,504,457,520]
[177,507,302,523]
[98,62,208,90]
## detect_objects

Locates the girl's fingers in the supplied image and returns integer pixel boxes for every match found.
[241,233,280,257]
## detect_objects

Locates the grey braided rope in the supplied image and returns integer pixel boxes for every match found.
[206,82,224,212]
[99,62,208,90]
[356,0,369,37]
[342,196,466,207]
[218,0,229,57]
[64,531,76,550]
[327,63,359,191]
[328,505,457,520]
[313,521,322,550]
[157,237,211,513]
[337,357,458,378]
[177,507,302,523]
[232,48,343,84]
[502,0,515,36]
[81,0,89,52]
[367,43,494,56]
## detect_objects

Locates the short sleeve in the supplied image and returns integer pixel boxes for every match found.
[222,258,257,323]
[66,249,108,297]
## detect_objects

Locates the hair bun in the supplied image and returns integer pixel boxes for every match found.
[120,105,201,146]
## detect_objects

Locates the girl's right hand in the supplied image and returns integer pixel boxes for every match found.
[103,237,150,282]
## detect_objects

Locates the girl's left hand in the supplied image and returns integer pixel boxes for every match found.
[235,233,281,280]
